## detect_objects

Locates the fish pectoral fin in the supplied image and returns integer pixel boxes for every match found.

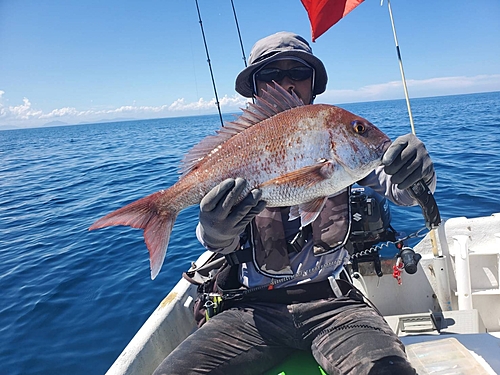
[262,160,335,226]
[289,205,301,221]
[289,197,328,227]
[260,160,337,189]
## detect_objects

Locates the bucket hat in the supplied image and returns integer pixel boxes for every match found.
[235,31,328,98]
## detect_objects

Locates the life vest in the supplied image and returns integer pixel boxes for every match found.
[250,188,351,277]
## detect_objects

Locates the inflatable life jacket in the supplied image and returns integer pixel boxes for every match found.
[184,185,398,323]
[249,188,351,277]
[223,186,396,278]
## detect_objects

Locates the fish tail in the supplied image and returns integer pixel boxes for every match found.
[89,191,178,280]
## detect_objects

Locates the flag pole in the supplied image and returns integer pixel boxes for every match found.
[383,0,416,136]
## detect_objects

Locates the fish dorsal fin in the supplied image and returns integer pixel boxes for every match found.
[237,83,305,128]
[179,83,304,176]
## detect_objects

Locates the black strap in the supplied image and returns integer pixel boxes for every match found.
[225,248,253,266]
[287,224,312,253]
[240,278,354,304]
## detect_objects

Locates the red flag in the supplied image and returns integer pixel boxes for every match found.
[301,0,364,41]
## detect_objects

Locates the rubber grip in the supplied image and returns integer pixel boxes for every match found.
[408,180,441,229]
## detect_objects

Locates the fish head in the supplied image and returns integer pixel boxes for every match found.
[324,106,391,179]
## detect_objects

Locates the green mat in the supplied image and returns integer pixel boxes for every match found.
[263,350,327,375]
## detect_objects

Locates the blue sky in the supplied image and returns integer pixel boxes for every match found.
[1,0,499,129]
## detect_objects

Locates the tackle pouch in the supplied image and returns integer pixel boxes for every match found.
[193,278,220,327]
[187,258,241,327]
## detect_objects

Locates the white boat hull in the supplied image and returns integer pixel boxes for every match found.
[106,213,500,375]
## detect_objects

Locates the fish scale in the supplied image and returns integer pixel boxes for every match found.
[90,84,391,279]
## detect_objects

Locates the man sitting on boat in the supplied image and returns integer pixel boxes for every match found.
[154,31,436,375]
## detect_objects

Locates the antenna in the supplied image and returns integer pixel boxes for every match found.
[195,0,224,127]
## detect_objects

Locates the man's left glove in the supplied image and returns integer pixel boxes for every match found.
[382,133,435,190]
[198,178,266,250]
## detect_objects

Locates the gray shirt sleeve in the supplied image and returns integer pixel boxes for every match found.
[357,165,437,206]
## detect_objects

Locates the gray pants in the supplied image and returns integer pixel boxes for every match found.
[153,290,415,375]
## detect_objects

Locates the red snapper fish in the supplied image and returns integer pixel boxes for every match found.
[90,85,391,279]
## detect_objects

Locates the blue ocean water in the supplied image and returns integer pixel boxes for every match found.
[1,91,499,374]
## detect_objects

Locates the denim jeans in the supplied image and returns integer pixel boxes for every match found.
[153,289,415,375]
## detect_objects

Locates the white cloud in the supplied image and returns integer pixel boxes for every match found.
[0,91,249,129]
[1,97,43,120]
[168,95,247,111]
[320,74,500,104]
[39,107,80,119]
[1,75,498,129]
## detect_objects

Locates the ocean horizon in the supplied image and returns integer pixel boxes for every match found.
[1,91,500,374]
[2,90,499,131]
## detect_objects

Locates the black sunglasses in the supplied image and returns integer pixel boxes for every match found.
[254,66,314,83]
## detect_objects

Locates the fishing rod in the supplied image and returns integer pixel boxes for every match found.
[383,0,415,135]
[194,0,247,126]
[194,0,224,127]
[382,0,441,256]
[230,0,247,68]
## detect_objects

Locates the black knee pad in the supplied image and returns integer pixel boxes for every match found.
[368,355,416,375]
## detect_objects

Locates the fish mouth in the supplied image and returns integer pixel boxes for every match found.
[378,139,392,157]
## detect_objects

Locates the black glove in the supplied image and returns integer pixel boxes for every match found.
[199,178,266,249]
[382,133,435,190]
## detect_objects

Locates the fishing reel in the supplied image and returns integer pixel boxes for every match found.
[396,244,422,275]
[391,243,422,284]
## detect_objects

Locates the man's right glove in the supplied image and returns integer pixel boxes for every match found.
[382,133,435,190]
[198,178,266,250]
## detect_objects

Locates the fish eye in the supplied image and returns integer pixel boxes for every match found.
[351,120,367,134]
